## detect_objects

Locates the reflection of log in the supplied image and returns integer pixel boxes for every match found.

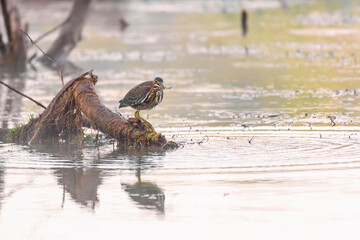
[56,168,101,209]
[0,164,3,211]
[1,76,25,129]
[2,88,14,129]
[1,71,177,153]
[41,0,92,66]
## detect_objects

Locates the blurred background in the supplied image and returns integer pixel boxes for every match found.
[1,0,360,129]
[1,1,360,239]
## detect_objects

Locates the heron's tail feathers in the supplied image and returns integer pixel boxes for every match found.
[119,100,126,108]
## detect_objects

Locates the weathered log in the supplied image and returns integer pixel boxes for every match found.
[1,71,178,153]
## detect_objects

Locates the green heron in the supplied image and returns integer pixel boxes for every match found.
[119,77,171,132]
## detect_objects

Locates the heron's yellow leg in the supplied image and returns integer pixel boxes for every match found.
[135,110,156,133]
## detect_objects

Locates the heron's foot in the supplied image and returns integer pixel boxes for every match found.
[135,111,156,133]
[143,121,156,133]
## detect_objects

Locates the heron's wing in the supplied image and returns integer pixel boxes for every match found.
[122,81,152,106]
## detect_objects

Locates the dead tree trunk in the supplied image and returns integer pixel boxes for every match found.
[1,0,12,45]
[1,71,177,153]
[41,0,92,66]
[0,0,26,71]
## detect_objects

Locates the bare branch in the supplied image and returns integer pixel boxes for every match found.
[0,80,46,109]
[19,29,64,87]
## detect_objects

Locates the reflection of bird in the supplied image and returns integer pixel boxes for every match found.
[119,77,171,132]
[122,182,165,212]
[121,167,165,212]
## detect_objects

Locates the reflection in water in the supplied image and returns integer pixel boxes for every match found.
[0,74,25,129]
[34,142,84,159]
[41,143,102,210]
[32,143,102,209]
[0,164,3,212]
[45,144,165,212]
[55,168,101,209]
[122,158,165,213]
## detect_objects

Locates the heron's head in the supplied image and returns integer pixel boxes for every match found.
[154,77,171,90]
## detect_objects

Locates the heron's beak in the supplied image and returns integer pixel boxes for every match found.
[159,82,172,90]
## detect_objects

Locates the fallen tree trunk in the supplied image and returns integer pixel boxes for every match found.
[1,71,178,153]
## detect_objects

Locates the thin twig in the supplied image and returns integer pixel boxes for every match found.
[28,52,37,63]
[28,53,38,72]
[328,116,336,127]
[18,29,64,87]
[0,80,46,109]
